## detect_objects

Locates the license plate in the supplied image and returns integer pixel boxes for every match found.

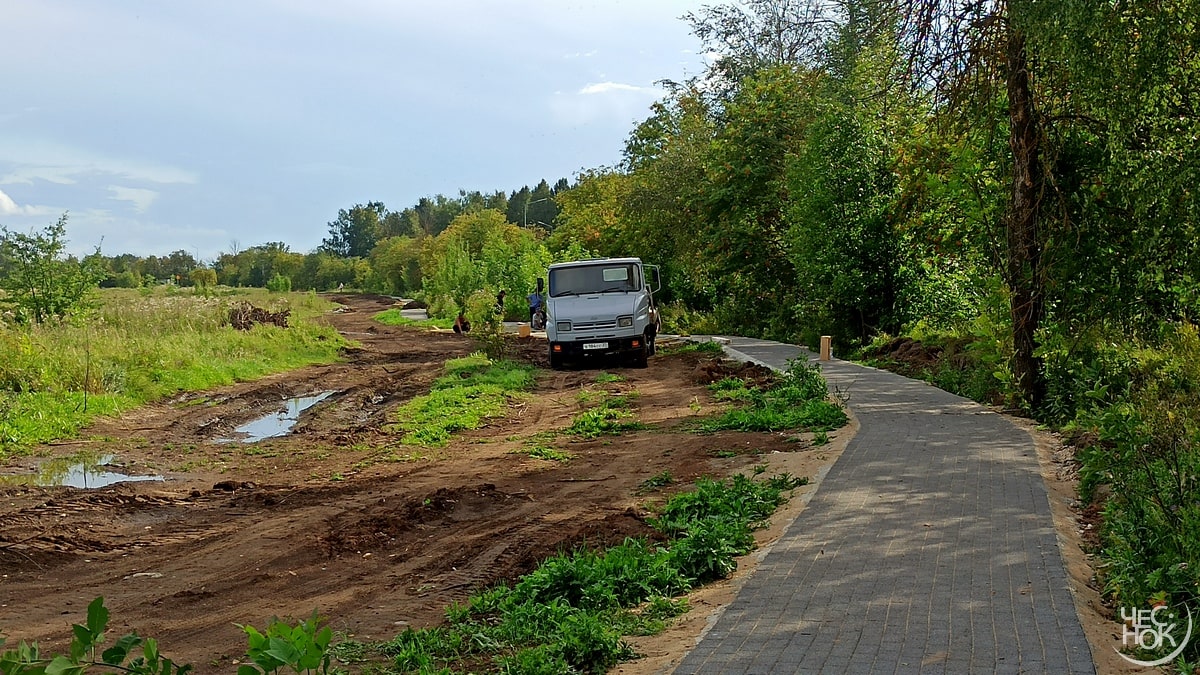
[582,342,609,350]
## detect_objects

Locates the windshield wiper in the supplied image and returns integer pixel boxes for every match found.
[599,287,631,293]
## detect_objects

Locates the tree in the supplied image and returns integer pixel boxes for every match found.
[321,202,387,258]
[892,0,1052,409]
[0,214,105,324]
[190,268,217,289]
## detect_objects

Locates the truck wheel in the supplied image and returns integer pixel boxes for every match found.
[632,345,649,368]
[549,347,564,370]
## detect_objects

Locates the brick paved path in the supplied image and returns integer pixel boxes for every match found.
[674,338,1095,674]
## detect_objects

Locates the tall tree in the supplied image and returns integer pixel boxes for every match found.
[321,202,387,258]
[896,0,1051,409]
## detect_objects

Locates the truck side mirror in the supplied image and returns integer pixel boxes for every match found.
[647,266,662,293]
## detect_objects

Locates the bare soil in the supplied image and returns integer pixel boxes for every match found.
[0,296,1124,673]
[0,294,845,672]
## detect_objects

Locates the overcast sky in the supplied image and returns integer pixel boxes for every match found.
[0,0,711,261]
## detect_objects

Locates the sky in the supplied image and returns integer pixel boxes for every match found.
[0,0,712,261]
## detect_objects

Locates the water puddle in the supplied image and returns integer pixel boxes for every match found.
[0,454,164,488]
[216,391,335,443]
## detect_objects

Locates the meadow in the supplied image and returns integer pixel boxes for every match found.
[0,287,345,459]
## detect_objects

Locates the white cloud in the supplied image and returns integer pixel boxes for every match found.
[108,186,159,213]
[0,188,18,215]
[579,82,657,96]
[0,187,57,217]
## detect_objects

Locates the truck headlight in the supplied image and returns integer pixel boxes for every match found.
[556,321,572,332]
[618,316,633,328]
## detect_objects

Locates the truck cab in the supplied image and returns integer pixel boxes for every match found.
[544,257,661,369]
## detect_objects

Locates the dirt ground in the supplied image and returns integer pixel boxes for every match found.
[0,294,846,672]
[0,294,1127,673]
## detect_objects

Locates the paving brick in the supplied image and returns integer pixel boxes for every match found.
[672,339,1095,674]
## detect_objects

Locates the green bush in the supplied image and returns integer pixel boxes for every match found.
[1070,323,1200,663]
[266,274,292,293]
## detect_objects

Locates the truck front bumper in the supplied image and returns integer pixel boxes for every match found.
[550,335,646,359]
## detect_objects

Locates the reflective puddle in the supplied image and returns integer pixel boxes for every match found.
[217,391,335,443]
[0,454,164,488]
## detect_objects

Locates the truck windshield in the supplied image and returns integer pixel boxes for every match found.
[549,263,641,297]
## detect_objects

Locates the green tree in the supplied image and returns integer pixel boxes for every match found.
[0,214,105,324]
[321,202,387,258]
[787,102,900,346]
[420,209,550,320]
[189,268,217,289]
[367,235,424,296]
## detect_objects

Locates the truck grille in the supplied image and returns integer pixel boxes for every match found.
[574,319,618,331]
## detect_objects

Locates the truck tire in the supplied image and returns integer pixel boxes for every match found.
[632,344,649,368]
[549,346,564,370]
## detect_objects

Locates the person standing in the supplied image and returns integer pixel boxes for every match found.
[495,289,506,316]
[527,288,543,327]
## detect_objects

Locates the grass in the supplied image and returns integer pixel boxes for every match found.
[0,287,344,459]
[567,408,646,439]
[351,472,806,674]
[659,340,725,356]
[374,308,454,330]
[696,360,847,434]
[388,353,536,446]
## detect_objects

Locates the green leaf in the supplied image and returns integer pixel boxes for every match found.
[85,597,109,641]
[43,656,84,675]
[101,634,142,666]
[236,665,262,675]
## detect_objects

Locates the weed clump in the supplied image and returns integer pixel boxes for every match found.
[698,360,846,433]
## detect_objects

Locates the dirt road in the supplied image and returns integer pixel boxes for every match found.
[0,294,830,672]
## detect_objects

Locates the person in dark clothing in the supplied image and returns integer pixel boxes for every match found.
[495,290,506,316]
[453,312,471,334]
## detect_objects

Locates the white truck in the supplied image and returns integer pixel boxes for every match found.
[544,257,661,369]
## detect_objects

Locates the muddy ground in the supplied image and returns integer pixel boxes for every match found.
[0,294,845,672]
[0,294,1130,674]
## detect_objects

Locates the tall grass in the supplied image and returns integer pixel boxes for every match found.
[0,288,345,457]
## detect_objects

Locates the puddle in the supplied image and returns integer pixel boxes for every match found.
[217,391,335,443]
[0,454,164,488]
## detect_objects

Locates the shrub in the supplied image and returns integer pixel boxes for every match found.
[266,274,292,293]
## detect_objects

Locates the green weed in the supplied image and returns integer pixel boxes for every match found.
[373,308,454,330]
[638,471,674,493]
[349,473,803,673]
[388,353,535,446]
[567,408,646,438]
[518,444,574,462]
[0,597,192,675]
[236,611,334,675]
[660,340,724,355]
[697,361,846,434]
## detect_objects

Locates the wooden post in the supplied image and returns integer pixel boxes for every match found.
[819,335,832,361]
